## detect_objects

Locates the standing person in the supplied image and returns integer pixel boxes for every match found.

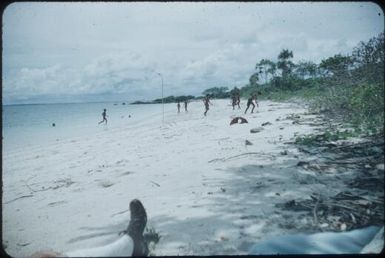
[184,100,188,112]
[255,92,260,110]
[177,102,181,113]
[244,95,257,114]
[231,95,237,110]
[98,108,108,124]
[236,93,241,109]
[203,95,212,116]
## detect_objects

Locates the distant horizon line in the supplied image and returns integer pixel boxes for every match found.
[2,100,141,106]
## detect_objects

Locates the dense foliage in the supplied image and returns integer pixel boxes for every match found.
[133,33,384,133]
[238,32,384,132]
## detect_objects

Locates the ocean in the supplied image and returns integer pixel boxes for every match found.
[2,102,172,151]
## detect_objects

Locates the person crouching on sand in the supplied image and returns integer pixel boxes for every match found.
[244,95,257,114]
[203,95,213,116]
[98,108,108,124]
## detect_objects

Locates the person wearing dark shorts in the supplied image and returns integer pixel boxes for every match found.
[236,93,241,109]
[203,95,212,116]
[231,95,237,110]
[98,108,108,124]
[244,95,256,114]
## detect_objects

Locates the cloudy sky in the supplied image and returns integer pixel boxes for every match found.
[2,2,384,104]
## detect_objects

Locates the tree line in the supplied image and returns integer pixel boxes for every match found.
[204,32,384,131]
[132,32,383,131]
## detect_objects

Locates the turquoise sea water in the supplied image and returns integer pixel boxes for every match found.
[2,102,169,151]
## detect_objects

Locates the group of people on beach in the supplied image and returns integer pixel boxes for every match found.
[177,100,189,113]
[98,93,259,124]
[201,93,259,116]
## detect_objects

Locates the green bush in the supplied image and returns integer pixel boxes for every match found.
[348,83,384,128]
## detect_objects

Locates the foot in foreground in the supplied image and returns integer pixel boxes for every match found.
[31,199,156,257]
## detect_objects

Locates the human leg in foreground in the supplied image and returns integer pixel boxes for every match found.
[31,199,150,257]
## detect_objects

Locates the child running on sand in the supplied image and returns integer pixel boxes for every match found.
[203,95,212,116]
[244,95,258,114]
[98,108,108,124]
[177,102,181,113]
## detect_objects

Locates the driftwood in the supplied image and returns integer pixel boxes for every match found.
[208,152,275,163]
[150,180,160,187]
[4,194,34,204]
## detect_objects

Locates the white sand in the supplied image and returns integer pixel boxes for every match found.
[2,99,379,256]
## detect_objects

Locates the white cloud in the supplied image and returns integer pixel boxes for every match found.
[2,2,384,103]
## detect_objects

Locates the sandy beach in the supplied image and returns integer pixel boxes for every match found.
[1,99,381,256]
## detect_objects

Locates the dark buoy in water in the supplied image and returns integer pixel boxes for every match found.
[52,123,56,127]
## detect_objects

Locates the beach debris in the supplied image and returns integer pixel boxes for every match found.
[245,140,253,145]
[23,177,75,194]
[277,190,384,232]
[286,114,301,120]
[119,171,133,177]
[48,200,67,207]
[230,116,248,125]
[17,242,30,247]
[150,180,160,187]
[280,150,288,155]
[144,227,161,256]
[220,187,226,192]
[208,152,276,163]
[250,127,264,133]
[261,122,272,126]
[4,194,34,204]
[297,161,310,167]
[111,208,130,217]
[220,236,229,241]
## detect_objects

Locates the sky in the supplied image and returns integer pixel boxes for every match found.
[2,2,384,104]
